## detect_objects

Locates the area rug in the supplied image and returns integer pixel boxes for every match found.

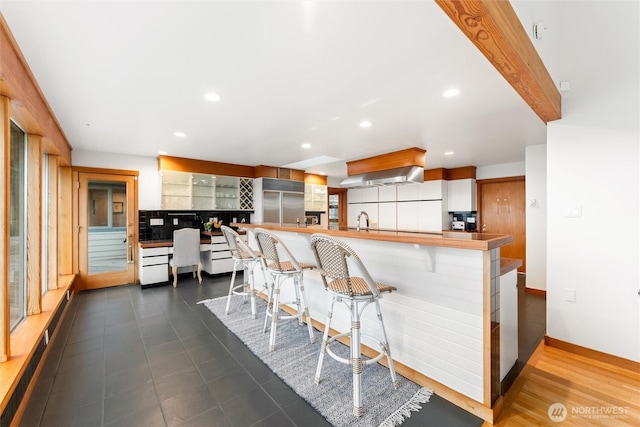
[198,296,432,427]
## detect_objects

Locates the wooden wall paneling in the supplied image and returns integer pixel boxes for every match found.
[288,169,305,182]
[0,96,10,362]
[47,156,58,290]
[423,168,447,181]
[254,165,278,178]
[446,166,477,180]
[157,155,255,178]
[58,166,73,276]
[0,15,72,165]
[26,134,42,315]
[304,174,328,185]
[435,0,561,123]
[346,147,426,176]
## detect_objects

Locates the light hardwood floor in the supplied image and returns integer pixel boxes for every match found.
[486,343,640,426]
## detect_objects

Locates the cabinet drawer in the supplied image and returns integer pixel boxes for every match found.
[211,251,231,260]
[210,236,226,244]
[140,264,168,285]
[141,247,169,257]
[211,243,230,252]
[211,258,235,274]
[142,255,168,266]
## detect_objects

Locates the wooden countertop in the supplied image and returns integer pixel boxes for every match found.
[500,257,522,275]
[232,223,513,251]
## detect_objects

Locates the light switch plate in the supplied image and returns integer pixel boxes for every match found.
[173,218,179,225]
[150,218,163,226]
[564,288,576,302]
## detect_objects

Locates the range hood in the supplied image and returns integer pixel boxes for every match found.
[340,165,424,188]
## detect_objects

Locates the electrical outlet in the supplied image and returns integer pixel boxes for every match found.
[564,205,582,218]
[173,218,179,225]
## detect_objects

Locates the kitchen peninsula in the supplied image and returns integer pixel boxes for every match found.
[235,223,520,423]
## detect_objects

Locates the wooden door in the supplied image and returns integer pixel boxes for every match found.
[75,169,138,290]
[478,178,526,272]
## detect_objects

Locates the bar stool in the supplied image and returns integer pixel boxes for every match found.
[309,233,398,417]
[221,226,268,319]
[254,228,315,352]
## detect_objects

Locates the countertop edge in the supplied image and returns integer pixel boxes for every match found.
[232,223,514,251]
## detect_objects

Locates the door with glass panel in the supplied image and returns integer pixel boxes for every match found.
[77,171,137,290]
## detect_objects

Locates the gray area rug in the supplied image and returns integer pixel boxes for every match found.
[199,296,432,427]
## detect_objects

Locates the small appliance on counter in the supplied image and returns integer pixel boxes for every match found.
[452,221,465,231]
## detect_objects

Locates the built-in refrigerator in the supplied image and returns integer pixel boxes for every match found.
[253,178,305,226]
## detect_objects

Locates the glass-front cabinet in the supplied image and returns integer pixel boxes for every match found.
[305,183,328,212]
[161,171,253,210]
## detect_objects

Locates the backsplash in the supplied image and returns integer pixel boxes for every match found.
[138,210,251,241]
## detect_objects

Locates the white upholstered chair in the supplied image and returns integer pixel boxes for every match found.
[309,233,398,417]
[254,228,315,351]
[169,228,202,288]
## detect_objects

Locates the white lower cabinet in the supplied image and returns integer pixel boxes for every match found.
[418,200,444,233]
[500,269,518,380]
[139,247,169,285]
[202,235,246,275]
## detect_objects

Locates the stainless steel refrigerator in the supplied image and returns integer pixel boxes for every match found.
[255,178,305,226]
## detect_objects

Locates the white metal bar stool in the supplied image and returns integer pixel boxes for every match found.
[254,228,315,352]
[309,233,398,417]
[221,226,268,319]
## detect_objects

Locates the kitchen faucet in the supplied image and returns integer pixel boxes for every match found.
[356,211,369,232]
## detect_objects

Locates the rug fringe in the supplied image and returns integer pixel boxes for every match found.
[378,387,433,427]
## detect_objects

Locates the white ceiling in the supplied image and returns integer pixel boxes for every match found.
[0,0,547,181]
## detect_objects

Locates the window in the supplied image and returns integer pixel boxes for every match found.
[9,121,27,331]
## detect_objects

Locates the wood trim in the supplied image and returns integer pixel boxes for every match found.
[446,166,477,180]
[26,134,42,315]
[304,174,327,185]
[0,96,9,362]
[476,175,525,185]
[47,156,59,290]
[346,147,426,176]
[254,165,278,179]
[58,166,73,276]
[71,166,139,177]
[435,0,561,123]
[423,168,447,181]
[158,155,254,178]
[328,187,348,229]
[0,15,72,165]
[289,169,305,182]
[524,287,546,297]
[544,336,640,373]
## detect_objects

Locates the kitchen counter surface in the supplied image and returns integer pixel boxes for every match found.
[232,223,513,250]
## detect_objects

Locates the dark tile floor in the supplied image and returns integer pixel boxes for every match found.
[19,273,544,427]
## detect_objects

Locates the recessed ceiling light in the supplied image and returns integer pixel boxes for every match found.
[359,120,372,128]
[319,171,326,175]
[444,151,454,156]
[158,151,168,155]
[301,143,311,149]
[442,88,460,98]
[204,91,220,102]
[174,131,186,137]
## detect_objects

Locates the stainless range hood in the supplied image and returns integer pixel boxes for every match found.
[339,165,424,188]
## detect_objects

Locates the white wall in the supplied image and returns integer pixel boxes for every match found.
[476,162,525,180]
[544,1,640,361]
[72,149,161,210]
[525,145,546,291]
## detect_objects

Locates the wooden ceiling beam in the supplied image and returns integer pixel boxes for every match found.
[436,0,561,123]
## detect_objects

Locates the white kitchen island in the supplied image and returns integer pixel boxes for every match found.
[234,223,519,424]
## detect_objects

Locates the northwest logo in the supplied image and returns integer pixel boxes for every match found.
[548,402,568,422]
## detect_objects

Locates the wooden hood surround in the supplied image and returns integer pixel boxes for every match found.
[346,147,426,176]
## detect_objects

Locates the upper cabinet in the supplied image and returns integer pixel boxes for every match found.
[447,178,477,212]
[161,171,253,210]
[305,183,328,212]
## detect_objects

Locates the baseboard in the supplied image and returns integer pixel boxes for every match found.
[545,336,640,372]
[524,287,546,297]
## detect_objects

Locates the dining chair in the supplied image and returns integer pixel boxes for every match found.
[169,228,202,288]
